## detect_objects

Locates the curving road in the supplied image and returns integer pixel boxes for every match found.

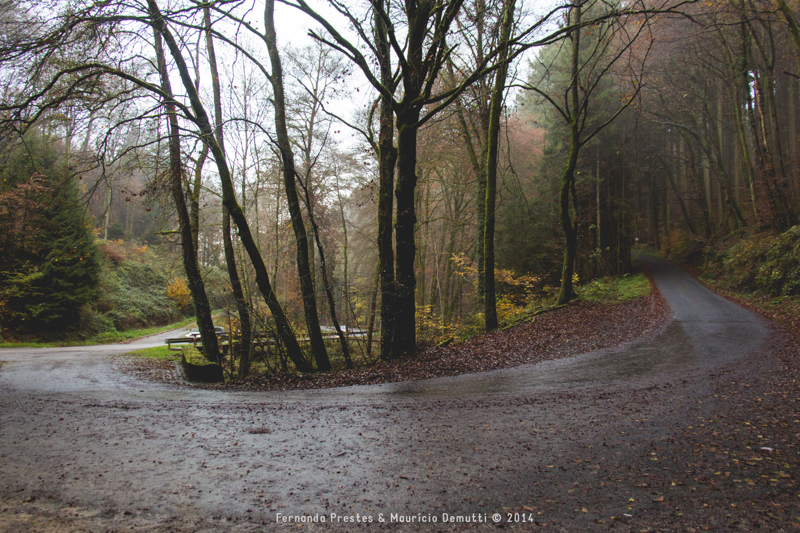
[0,257,771,531]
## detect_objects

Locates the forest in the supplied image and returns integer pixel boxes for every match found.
[1,0,799,376]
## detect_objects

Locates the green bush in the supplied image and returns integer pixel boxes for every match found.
[705,226,800,297]
[76,307,116,338]
[97,257,181,330]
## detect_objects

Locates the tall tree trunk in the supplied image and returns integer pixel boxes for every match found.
[152,26,221,363]
[365,263,380,359]
[147,0,312,373]
[204,6,253,378]
[374,0,397,361]
[777,0,800,53]
[391,107,420,358]
[761,64,797,226]
[455,102,488,303]
[483,0,515,330]
[725,20,760,222]
[751,71,790,229]
[264,0,330,371]
[596,145,602,276]
[649,172,661,249]
[222,208,253,376]
[298,177,353,369]
[661,155,698,236]
[557,2,582,306]
[416,181,428,308]
[190,144,207,249]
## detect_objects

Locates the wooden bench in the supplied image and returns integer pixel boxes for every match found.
[166,334,232,354]
[166,337,197,351]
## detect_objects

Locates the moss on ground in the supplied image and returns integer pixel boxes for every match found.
[181,346,214,365]
[576,273,651,304]
[181,346,223,382]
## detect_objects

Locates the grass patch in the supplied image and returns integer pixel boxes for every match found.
[125,345,181,361]
[90,316,197,344]
[180,346,224,382]
[0,341,57,348]
[0,316,198,348]
[576,273,651,304]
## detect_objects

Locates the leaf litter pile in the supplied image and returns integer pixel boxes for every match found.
[211,287,669,392]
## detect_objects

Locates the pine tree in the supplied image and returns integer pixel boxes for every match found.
[0,134,101,336]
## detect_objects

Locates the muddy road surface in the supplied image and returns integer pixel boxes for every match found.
[0,257,783,532]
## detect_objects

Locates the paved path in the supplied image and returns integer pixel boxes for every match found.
[0,258,771,531]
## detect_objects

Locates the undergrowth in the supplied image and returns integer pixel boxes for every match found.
[699,226,800,331]
[416,272,652,346]
[704,225,800,297]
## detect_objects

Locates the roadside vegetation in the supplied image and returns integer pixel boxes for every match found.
[0,316,198,348]
[700,225,800,332]
[120,270,656,386]
[0,238,220,346]
[123,345,178,360]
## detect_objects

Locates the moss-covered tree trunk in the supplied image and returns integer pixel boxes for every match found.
[483,0,515,330]
[375,0,398,361]
[556,2,582,306]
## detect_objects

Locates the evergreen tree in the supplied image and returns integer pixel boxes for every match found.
[0,133,101,336]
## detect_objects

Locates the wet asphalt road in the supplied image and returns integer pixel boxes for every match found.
[0,257,770,531]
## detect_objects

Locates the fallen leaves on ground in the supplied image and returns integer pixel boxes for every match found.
[209,286,669,392]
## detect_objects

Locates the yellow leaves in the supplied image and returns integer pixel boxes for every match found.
[166,278,191,310]
[415,304,459,345]
[451,253,540,292]
[451,253,478,282]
